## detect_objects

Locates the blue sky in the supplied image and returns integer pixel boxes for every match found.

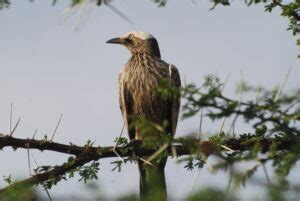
[0,0,299,199]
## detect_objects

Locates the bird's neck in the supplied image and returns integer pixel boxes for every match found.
[131,46,161,59]
[131,51,160,60]
[127,52,163,73]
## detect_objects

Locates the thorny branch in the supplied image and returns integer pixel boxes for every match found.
[0,133,299,194]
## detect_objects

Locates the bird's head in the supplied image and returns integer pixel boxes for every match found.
[106,31,161,58]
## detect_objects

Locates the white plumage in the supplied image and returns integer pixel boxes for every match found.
[121,31,154,40]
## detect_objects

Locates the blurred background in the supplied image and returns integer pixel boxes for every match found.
[0,0,299,200]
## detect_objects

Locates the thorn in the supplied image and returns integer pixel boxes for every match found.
[284,101,298,113]
[50,114,63,142]
[147,143,169,163]
[27,129,38,175]
[9,101,13,135]
[44,188,52,201]
[106,3,134,25]
[198,109,203,140]
[112,122,125,163]
[191,0,197,5]
[171,145,178,159]
[229,114,238,138]
[218,117,226,134]
[27,147,31,176]
[226,165,233,192]
[221,73,231,93]
[75,0,93,31]
[32,129,38,139]
[112,149,124,163]
[183,74,187,88]
[238,71,244,104]
[229,72,244,138]
[10,117,21,137]
[168,64,173,78]
[274,66,292,102]
[138,157,154,167]
[189,169,201,196]
[220,145,235,152]
[255,83,262,104]
[261,162,270,185]
[32,155,52,201]
[31,154,38,166]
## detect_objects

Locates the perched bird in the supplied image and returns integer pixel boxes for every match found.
[107,31,181,200]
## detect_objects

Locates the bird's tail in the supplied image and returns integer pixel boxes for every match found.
[138,159,167,201]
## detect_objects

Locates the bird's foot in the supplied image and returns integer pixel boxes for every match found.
[127,139,143,149]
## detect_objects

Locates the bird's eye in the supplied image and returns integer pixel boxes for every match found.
[128,34,134,40]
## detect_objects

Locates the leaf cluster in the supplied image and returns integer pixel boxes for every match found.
[182,74,300,189]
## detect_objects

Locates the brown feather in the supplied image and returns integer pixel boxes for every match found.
[119,53,181,140]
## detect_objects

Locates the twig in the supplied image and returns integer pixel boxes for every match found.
[0,152,95,195]
[211,95,300,136]
[272,0,300,21]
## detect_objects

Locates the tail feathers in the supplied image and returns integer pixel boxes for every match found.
[138,160,167,201]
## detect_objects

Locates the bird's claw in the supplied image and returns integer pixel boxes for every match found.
[127,139,143,149]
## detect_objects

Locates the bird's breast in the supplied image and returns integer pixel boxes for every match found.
[121,60,170,119]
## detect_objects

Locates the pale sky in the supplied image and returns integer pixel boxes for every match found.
[0,0,299,199]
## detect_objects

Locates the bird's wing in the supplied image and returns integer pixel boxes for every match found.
[119,74,135,140]
[168,64,181,136]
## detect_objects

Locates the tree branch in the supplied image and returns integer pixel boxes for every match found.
[0,135,83,156]
[0,134,299,195]
[0,153,92,194]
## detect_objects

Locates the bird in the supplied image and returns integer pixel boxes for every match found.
[107,31,181,200]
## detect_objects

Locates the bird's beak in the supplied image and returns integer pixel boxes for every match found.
[106,37,123,44]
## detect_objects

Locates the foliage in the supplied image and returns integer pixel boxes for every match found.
[0,0,9,9]
[182,74,300,183]
[1,0,298,55]
[0,188,40,201]
[211,0,300,33]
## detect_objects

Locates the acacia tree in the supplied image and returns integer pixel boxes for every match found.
[0,1,299,201]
